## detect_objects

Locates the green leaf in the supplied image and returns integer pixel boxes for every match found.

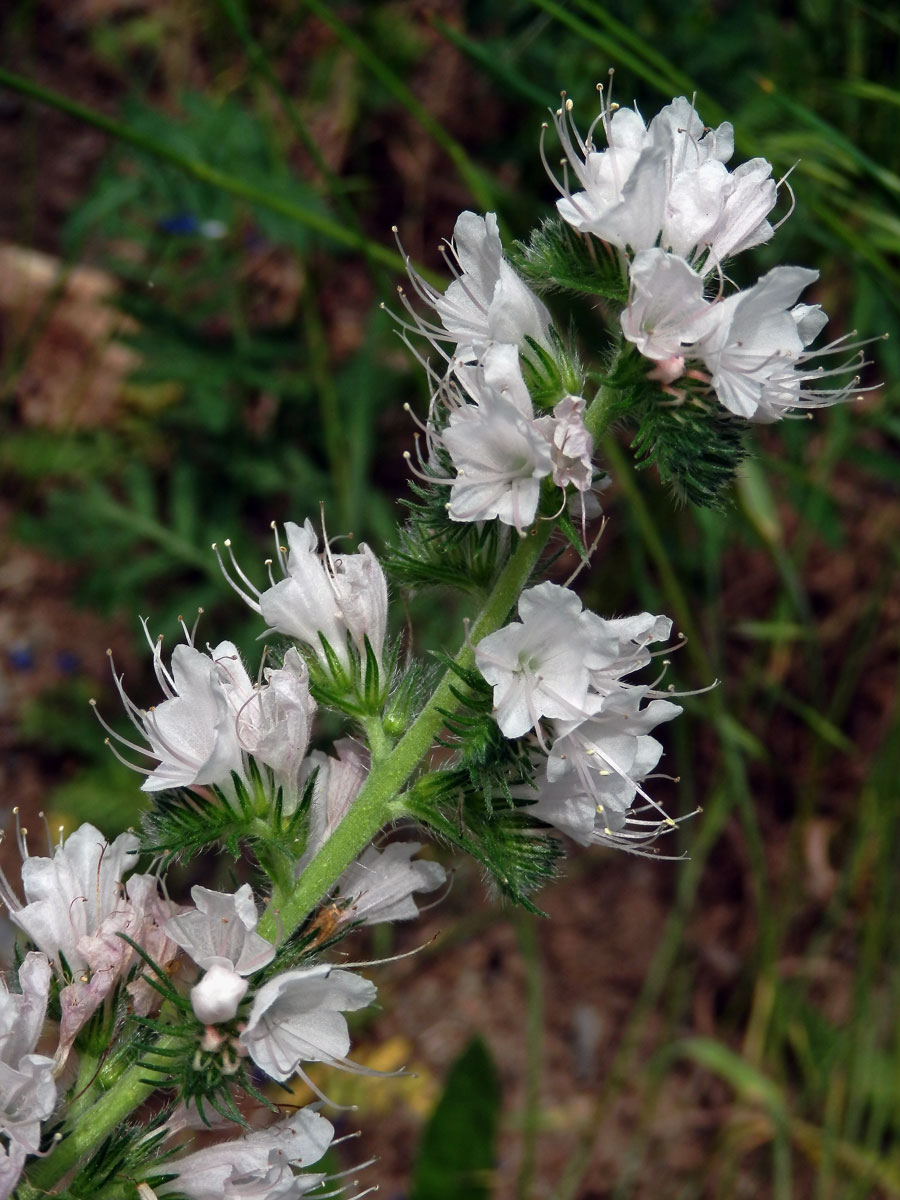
[409,1036,502,1200]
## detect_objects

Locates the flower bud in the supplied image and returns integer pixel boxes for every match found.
[190,960,249,1025]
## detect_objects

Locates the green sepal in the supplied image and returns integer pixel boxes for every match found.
[130,1007,278,1127]
[407,795,561,916]
[385,474,510,597]
[520,328,584,411]
[60,1108,173,1199]
[116,933,189,1011]
[627,389,749,510]
[383,656,442,739]
[554,501,590,561]
[405,656,561,909]
[363,634,381,706]
[140,765,315,878]
[305,631,392,717]
[317,631,351,691]
[140,781,254,867]
[512,216,628,303]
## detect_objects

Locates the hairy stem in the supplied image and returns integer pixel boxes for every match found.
[24,1034,182,1193]
[257,520,555,940]
[25,371,626,1189]
[258,372,625,942]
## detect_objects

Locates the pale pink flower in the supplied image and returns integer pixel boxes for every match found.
[165,884,276,976]
[297,738,370,874]
[0,953,56,1175]
[336,842,446,925]
[240,965,376,1084]
[535,393,595,491]
[158,1108,335,1199]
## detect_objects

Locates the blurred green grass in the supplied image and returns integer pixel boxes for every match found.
[1,0,899,1195]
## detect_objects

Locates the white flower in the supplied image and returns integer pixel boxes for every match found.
[0,953,57,1169]
[219,520,388,672]
[106,637,252,793]
[0,823,181,1059]
[335,842,446,925]
[585,610,674,696]
[439,347,554,533]
[474,582,608,738]
[534,394,595,492]
[528,691,683,855]
[165,884,276,977]
[400,211,553,361]
[6,823,139,974]
[698,157,779,270]
[442,392,552,532]
[546,690,681,790]
[547,92,777,269]
[692,265,858,421]
[190,960,250,1025]
[240,965,376,1083]
[235,648,314,800]
[297,738,370,874]
[620,248,710,370]
[106,629,318,804]
[159,1109,335,1200]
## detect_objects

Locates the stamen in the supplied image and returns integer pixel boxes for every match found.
[402,446,454,487]
[438,243,489,316]
[213,543,263,613]
[270,522,289,575]
[38,810,53,855]
[14,808,28,859]
[89,698,159,758]
[103,737,154,777]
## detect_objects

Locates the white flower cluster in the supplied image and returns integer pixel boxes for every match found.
[399,212,595,533]
[548,90,864,421]
[0,817,433,1197]
[96,526,443,910]
[475,583,685,853]
[4,78,869,1200]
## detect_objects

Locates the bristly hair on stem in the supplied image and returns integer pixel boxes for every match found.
[627,386,749,510]
[385,471,511,596]
[511,215,629,304]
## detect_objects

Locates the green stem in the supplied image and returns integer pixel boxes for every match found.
[24,1034,182,1193]
[258,519,555,941]
[25,372,629,1189]
[363,716,394,766]
[0,66,404,274]
[257,367,629,943]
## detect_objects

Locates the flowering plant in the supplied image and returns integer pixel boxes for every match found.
[0,81,869,1199]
